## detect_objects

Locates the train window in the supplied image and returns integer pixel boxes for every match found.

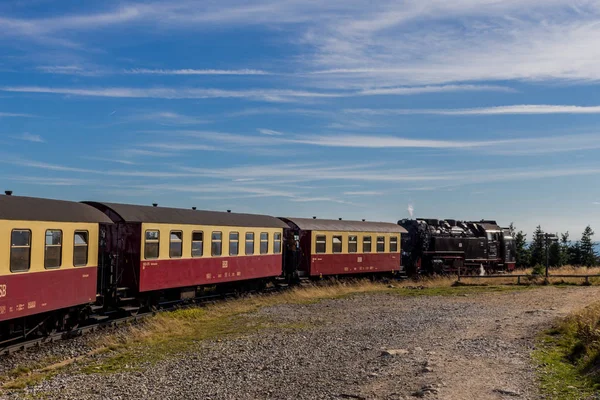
[192,231,203,257]
[315,235,326,254]
[332,235,343,253]
[377,236,385,252]
[10,229,31,272]
[390,236,398,252]
[212,232,222,256]
[229,232,239,256]
[363,236,372,253]
[260,232,269,254]
[44,230,62,269]
[348,236,358,253]
[274,232,282,254]
[170,231,183,258]
[145,230,160,259]
[245,232,255,255]
[73,231,89,266]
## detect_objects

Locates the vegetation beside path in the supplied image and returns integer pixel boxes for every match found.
[535,302,600,399]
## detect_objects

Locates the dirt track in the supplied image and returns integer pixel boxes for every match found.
[5,286,600,399]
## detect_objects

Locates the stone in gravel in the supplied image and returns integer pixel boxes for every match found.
[421,366,433,373]
[380,349,409,356]
[340,394,367,399]
[412,385,439,397]
[493,388,521,396]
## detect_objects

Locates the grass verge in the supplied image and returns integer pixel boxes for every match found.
[534,302,600,399]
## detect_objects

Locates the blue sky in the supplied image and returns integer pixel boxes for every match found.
[1,1,600,238]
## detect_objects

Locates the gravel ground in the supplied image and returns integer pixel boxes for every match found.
[2,286,600,400]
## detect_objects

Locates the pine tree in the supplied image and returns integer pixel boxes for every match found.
[559,232,570,266]
[508,222,516,236]
[529,225,545,267]
[569,241,582,266]
[548,242,561,267]
[514,230,530,269]
[580,226,597,267]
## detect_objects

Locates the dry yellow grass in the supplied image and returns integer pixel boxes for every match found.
[456,265,600,285]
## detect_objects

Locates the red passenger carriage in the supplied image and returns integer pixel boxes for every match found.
[280,217,407,278]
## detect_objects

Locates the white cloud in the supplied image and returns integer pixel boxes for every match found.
[35,65,105,76]
[119,111,209,126]
[257,128,284,135]
[290,197,354,204]
[357,84,516,95]
[348,105,600,116]
[0,112,34,118]
[143,143,221,152]
[118,148,178,158]
[124,68,268,75]
[343,191,384,196]
[0,84,509,102]
[0,86,342,102]
[6,176,89,186]
[4,1,600,88]
[227,108,333,117]
[291,134,503,149]
[138,128,600,156]
[11,133,44,143]
[81,156,136,165]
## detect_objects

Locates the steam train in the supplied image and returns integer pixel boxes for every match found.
[398,218,516,276]
[0,193,513,347]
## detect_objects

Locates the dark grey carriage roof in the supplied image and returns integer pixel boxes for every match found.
[84,202,289,228]
[281,217,407,233]
[0,195,113,223]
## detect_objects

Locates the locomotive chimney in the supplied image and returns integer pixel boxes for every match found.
[152,203,158,207]
[4,190,12,196]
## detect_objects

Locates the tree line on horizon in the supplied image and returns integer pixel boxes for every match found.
[510,224,598,269]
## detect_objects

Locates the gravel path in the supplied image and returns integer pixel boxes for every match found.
[3,286,600,400]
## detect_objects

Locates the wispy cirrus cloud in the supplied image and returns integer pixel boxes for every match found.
[11,132,44,143]
[136,128,600,156]
[35,65,106,76]
[0,111,34,118]
[348,105,600,116]
[4,1,600,88]
[124,68,269,75]
[343,191,384,196]
[257,128,284,136]
[357,84,516,95]
[0,84,511,102]
[0,86,343,102]
[116,111,209,126]
[226,107,334,117]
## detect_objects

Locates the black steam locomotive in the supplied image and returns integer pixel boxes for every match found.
[398,218,516,275]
